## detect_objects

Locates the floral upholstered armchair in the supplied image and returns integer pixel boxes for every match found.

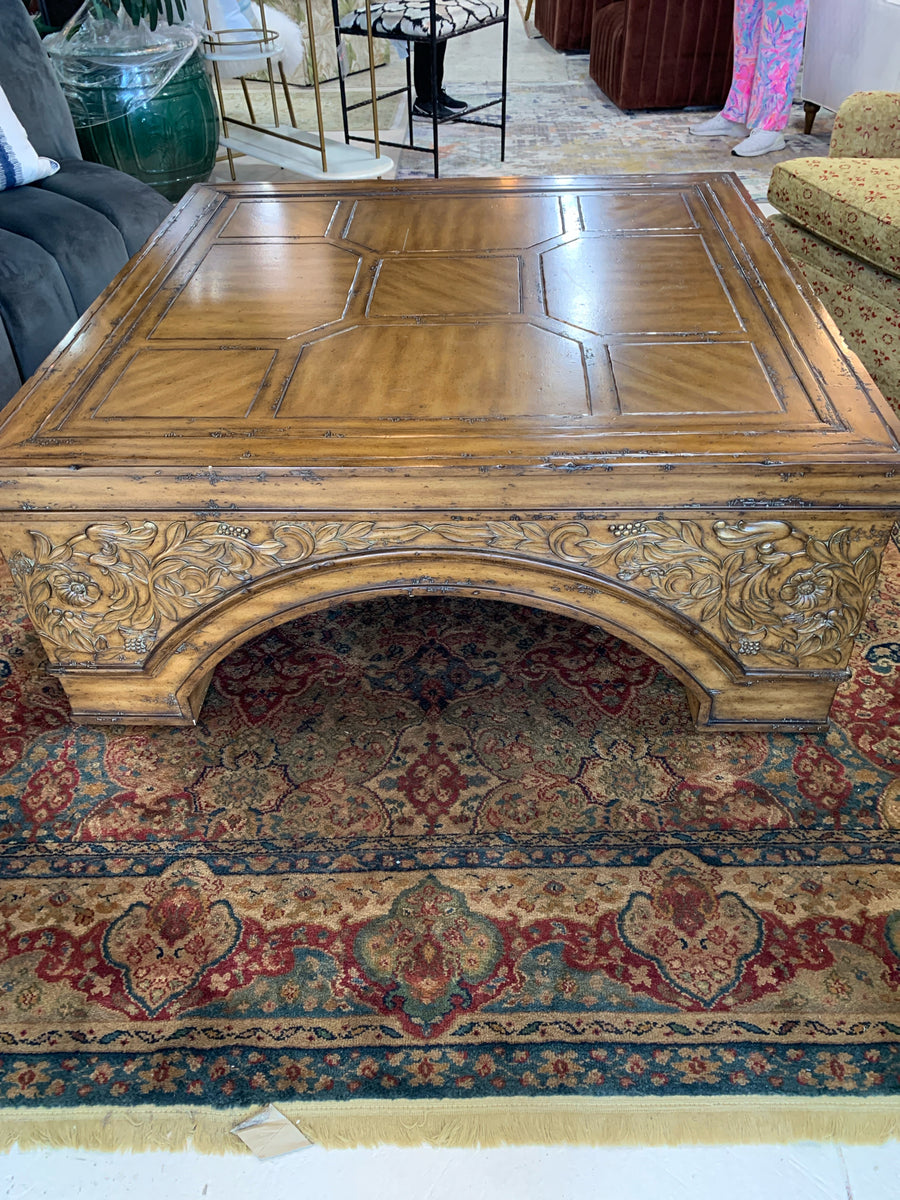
[767,91,900,418]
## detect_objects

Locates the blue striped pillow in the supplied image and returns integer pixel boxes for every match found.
[0,83,59,191]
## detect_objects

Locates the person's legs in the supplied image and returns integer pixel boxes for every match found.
[730,0,808,154]
[413,41,446,104]
[412,41,466,115]
[689,0,757,135]
[721,0,763,126]
[743,0,809,131]
[693,0,807,154]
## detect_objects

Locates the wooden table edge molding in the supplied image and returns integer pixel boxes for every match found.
[0,173,898,732]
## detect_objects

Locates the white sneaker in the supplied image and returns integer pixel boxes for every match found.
[731,128,787,157]
[689,112,746,136]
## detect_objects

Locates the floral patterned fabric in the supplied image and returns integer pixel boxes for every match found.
[766,91,900,421]
[721,0,808,132]
[830,91,900,160]
[769,214,900,416]
[767,157,900,277]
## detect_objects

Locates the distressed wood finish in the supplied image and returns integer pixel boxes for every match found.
[0,174,898,730]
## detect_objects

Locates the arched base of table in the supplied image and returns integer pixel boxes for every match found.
[43,550,850,734]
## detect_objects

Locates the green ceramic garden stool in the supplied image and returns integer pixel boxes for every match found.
[77,52,219,203]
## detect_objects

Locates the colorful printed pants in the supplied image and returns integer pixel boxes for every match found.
[722,0,809,132]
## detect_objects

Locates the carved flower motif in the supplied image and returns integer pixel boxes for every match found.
[779,568,832,610]
[54,573,100,607]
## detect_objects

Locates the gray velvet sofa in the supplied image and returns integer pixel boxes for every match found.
[0,0,173,409]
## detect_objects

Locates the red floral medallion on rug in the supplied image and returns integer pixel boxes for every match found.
[0,542,898,1114]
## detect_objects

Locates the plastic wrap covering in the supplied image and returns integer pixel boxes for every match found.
[44,1,200,128]
[186,0,303,81]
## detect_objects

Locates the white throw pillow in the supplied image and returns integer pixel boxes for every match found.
[0,83,60,191]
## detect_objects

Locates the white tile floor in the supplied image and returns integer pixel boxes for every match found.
[2,1140,900,1199]
[4,11,897,1196]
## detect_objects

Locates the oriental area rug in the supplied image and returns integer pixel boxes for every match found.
[0,542,898,1152]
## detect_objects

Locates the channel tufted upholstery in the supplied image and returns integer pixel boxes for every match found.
[768,92,900,417]
[533,0,593,51]
[587,0,733,111]
[0,0,172,410]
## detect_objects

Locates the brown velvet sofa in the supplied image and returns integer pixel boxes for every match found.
[588,0,734,111]
[534,0,594,50]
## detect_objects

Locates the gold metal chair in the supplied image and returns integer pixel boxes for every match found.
[201,0,393,178]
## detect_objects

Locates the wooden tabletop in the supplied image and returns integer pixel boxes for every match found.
[1,174,898,512]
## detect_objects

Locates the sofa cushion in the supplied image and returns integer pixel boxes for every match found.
[0,0,81,163]
[769,213,900,310]
[769,214,900,417]
[768,156,900,277]
[37,159,172,258]
[0,314,20,410]
[0,184,128,314]
[0,227,78,384]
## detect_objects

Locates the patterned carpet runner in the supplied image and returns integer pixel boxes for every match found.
[0,540,897,1144]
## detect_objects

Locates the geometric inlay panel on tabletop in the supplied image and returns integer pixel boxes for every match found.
[368,256,522,317]
[541,235,742,335]
[609,342,784,416]
[577,190,697,232]
[344,195,565,251]
[278,323,590,419]
[92,348,277,420]
[152,242,362,340]
[219,198,340,239]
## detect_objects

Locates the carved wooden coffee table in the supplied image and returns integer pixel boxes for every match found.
[0,174,898,729]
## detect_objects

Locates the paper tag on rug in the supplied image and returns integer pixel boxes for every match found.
[231,1105,314,1158]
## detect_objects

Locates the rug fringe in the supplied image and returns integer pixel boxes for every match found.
[1,1097,898,1154]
